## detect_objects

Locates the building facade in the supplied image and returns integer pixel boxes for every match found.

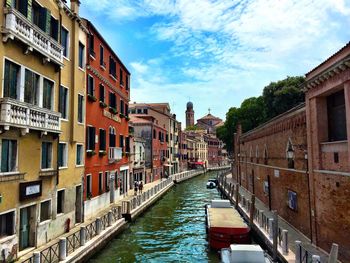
[0,0,86,260]
[83,20,130,219]
[305,42,350,262]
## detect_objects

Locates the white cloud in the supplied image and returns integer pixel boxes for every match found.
[81,0,350,123]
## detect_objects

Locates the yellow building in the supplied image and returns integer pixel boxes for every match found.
[0,0,86,260]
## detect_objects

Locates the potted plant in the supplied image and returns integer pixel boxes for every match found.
[87,150,96,157]
[109,107,118,115]
[119,112,125,118]
[99,150,107,156]
[87,94,97,102]
[99,101,107,108]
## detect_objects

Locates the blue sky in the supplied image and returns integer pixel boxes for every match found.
[80,0,350,125]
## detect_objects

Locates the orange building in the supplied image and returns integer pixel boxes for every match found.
[83,20,130,219]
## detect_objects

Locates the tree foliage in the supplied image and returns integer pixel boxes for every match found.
[216,76,305,154]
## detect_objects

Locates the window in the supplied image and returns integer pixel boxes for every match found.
[99,84,105,102]
[24,69,39,105]
[41,142,52,169]
[0,211,14,237]
[4,59,20,99]
[104,172,109,191]
[109,57,116,78]
[327,90,347,141]
[100,45,104,67]
[40,200,51,222]
[286,140,294,169]
[137,109,142,114]
[76,144,83,165]
[153,129,156,139]
[125,104,129,117]
[43,79,53,110]
[126,137,130,153]
[87,75,94,96]
[109,92,116,109]
[32,1,41,27]
[86,175,92,196]
[109,127,116,147]
[99,129,106,151]
[144,108,148,114]
[78,94,84,123]
[61,26,69,58]
[59,86,68,119]
[120,100,124,114]
[126,75,129,90]
[78,42,85,69]
[287,190,297,211]
[57,190,65,214]
[58,143,67,168]
[98,172,103,193]
[119,135,124,148]
[120,69,124,86]
[89,34,95,57]
[86,126,96,151]
[50,17,59,41]
[1,139,17,173]
[158,131,161,141]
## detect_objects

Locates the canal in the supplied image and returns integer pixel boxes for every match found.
[89,171,223,262]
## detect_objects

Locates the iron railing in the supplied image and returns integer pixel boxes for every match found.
[40,241,60,263]
[66,230,81,255]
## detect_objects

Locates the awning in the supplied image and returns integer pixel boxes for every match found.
[194,162,204,165]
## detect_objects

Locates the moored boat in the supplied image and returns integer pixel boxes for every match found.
[220,244,273,263]
[206,200,250,250]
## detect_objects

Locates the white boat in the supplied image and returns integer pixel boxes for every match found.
[220,244,273,263]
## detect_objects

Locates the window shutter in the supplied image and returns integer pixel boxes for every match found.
[45,9,51,34]
[6,0,13,7]
[1,140,9,172]
[51,17,59,41]
[27,0,32,21]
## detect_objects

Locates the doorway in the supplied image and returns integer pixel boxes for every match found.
[19,205,35,251]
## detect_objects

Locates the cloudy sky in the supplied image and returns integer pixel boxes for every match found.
[80,0,350,125]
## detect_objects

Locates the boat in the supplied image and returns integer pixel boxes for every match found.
[220,244,273,263]
[207,178,217,188]
[206,200,250,250]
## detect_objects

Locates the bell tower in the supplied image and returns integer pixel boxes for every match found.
[186,101,194,128]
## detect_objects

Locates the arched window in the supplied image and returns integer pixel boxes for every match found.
[109,126,116,147]
[286,138,295,169]
[263,145,268,165]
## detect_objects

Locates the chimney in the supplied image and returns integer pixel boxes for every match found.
[70,0,80,14]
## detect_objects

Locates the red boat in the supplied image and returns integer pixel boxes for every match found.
[206,200,250,250]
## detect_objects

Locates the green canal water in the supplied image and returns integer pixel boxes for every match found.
[89,171,223,263]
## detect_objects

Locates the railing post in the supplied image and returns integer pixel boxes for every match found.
[249,195,255,226]
[295,240,301,263]
[59,237,67,260]
[312,255,321,263]
[108,210,113,226]
[80,226,86,246]
[272,211,278,262]
[282,229,289,255]
[268,218,274,239]
[235,184,239,209]
[328,243,339,263]
[96,217,102,235]
[33,252,41,263]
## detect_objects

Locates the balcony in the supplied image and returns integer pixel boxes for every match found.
[0,98,61,134]
[2,7,63,66]
[108,147,122,163]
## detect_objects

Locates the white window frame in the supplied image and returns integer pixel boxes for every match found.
[0,209,16,239]
[77,93,85,124]
[39,198,52,223]
[41,141,53,170]
[78,41,85,71]
[61,25,70,60]
[3,57,56,110]
[59,84,69,121]
[56,188,65,215]
[76,143,84,167]
[58,142,68,169]
[87,74,94,96]
[0,138,18,175]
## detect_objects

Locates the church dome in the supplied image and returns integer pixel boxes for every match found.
[186,101,193,110]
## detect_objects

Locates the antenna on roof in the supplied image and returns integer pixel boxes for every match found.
[208,108,211,114]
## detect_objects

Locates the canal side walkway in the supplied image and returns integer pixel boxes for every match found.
[18,167,230,263]
[219,173,336,263]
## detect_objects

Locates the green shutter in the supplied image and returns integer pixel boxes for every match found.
[27,0,32,21]
[45,9,51,34]
[1,140,9,172]
[6,0,13,8]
